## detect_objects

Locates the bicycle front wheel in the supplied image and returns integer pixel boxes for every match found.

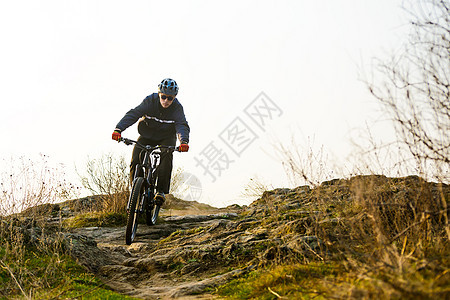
[126,177,145,245]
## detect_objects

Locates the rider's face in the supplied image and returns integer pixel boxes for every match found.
[159,93,175,108]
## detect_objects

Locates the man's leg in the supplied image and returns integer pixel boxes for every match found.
[156,137,176,194]
[157,149,174,194]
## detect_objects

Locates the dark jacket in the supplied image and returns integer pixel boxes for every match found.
[115,93,190,143]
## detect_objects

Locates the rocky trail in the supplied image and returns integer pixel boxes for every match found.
[67,210,243,299]
[15,175,449,299]
[60,186,325,299]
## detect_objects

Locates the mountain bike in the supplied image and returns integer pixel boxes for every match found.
[119,137,179,245]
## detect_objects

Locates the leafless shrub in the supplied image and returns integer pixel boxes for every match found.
[241,176,274,201]
[364,0,449,182]
[0,155,75,216]
[0,155,75,297]
[77,153,130,213]
[169,166,196,200]
[274,136,338,188]
[360,0,449,244]
[272,2,449,296]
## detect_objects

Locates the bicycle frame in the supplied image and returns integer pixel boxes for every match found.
[135,147,160,184]
[137,148,161,212]
[119,137,179,244]
[123,138,177,211]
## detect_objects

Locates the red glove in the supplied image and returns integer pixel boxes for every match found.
[178,143,189,152]
[112,130,121,141]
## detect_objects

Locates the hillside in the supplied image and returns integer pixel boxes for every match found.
[1,175,449,299]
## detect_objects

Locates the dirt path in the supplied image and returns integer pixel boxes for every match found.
[67,209,242,299]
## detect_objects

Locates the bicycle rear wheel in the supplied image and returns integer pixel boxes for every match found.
[145,189,154,225]
[147,201,161,226]
[146,178,161,225]
[126,177,145,245]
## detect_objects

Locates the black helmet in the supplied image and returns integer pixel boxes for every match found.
[158,78,179,96]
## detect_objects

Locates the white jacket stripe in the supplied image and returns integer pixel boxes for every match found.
[145,115,176,124]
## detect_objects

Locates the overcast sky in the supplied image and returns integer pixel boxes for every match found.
[0,0,409,206]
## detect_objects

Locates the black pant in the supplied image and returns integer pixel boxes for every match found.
[130,136,176,194]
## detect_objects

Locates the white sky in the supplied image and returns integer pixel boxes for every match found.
[0,0,409,207]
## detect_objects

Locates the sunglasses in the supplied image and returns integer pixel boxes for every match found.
[160,94,174,101]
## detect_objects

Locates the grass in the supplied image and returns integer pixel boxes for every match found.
[0,242,136,299]
[63,211,127,228]
[217,252,450,299]
[1,149,448,299]
[216,175,450,299]
[216,262,340,299]
[0,154,130,299]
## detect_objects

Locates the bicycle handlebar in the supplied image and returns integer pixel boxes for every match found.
[118,137,181,152]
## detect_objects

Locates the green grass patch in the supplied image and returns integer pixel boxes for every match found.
[216,262,340,299]
[216,259,450,299]
[63,211,127,228]
[0,244,136,299]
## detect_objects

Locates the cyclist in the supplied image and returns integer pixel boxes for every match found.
[112,78,190,205]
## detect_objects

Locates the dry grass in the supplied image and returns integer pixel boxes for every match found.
[232,1,450,297]
[0,155,73,297]
[218,175,449,299]
[0,155,133,298]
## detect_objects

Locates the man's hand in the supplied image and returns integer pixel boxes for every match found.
[178,143,189,152]
[112,130,121,141]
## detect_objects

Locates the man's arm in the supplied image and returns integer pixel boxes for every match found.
[174,106,190,144]
[115,97,150,132]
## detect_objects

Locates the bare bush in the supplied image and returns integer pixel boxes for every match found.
[362,0,450,243]
[0,155,75,216]
[241,176,273,201]
[272,1,449,296]
[0,155,75,297]
[78,153,129,213]
[168,167,188,198]
[365,0,449,181]
[274,136,338,188]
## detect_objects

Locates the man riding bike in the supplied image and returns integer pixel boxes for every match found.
[112,78,190,205]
